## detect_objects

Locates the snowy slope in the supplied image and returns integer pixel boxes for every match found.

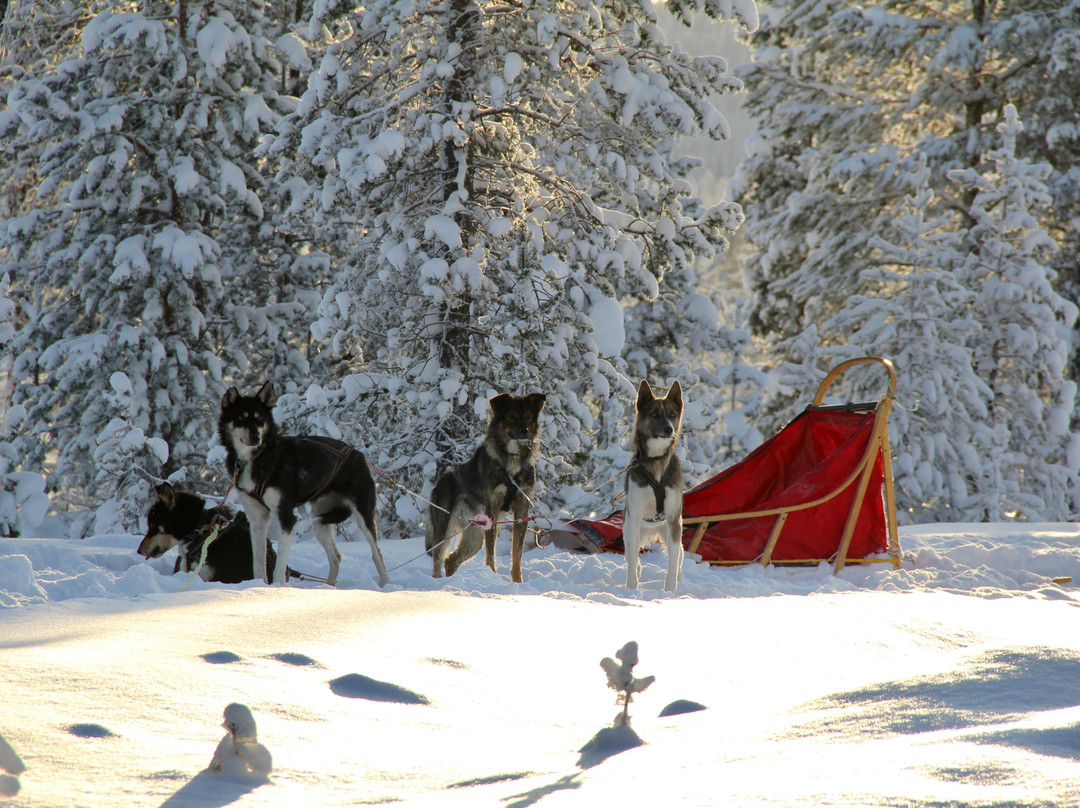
[1,523,1080,807]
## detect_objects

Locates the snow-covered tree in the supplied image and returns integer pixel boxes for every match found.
[733,0,1080,393]
[817,109,1079,522]
[702,296,765,468]
[269,0,754,526]
[946,106,1079,521]
[0,273,49,536]
[0,1,297,530]
[823,169,993,523]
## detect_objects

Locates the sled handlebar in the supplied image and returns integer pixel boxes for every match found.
[811,356,897,408]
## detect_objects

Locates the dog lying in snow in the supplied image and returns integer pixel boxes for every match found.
[139,483,283,583]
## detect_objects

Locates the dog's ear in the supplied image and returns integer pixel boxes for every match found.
[636,379,655,410]
[156,482,177,507]
[222,387,239,408]
[666,380,682,409]
[256,381,276,408]
[525,393,547,413]
[489,393,511,415]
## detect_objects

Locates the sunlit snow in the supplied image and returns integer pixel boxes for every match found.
[2,521,1080,805]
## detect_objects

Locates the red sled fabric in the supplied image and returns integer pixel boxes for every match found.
[560,406,887,564]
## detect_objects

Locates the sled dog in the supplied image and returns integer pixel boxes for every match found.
[138,482,282,584]
[219,382,389,587]
[426,393,547,583]
[623,379,684,592]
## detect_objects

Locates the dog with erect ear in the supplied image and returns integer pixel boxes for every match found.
[218,382,390,587]
[623,379,684,593]
[426,392,547,583]
[138,482,287,584]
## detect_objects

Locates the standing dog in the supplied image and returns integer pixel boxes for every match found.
[426,393,546,583]
[623,379,684,593]
[219,382,390,587]
[138,482,284,584]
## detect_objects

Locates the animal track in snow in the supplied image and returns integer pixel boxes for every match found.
[267,652,322,668]
[659,699,707,717]
[67,723,116,738]
[328,673,430,705]
[200,651,243,664]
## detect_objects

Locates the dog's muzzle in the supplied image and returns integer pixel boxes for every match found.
[138,532,174,558]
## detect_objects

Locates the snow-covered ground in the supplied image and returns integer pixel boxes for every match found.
[2,521,1080,806]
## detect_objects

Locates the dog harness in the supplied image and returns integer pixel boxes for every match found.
[236,437,355,506]
[628,453,679,519]
[452,462,529,516]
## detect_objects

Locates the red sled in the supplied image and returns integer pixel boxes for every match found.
[548,357,902,573]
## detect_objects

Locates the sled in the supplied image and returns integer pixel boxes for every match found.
[548,357,902,573]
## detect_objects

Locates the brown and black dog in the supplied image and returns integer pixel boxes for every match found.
[426,393,546,583]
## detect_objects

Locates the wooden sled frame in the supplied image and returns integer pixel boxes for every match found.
[684,356,902,573]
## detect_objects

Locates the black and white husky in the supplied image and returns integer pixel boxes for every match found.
[623,379,684,593]
[218,382,390,587]
[426,393,546,583]
[138,482,282,584]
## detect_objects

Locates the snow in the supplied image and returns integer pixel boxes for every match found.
[2,521,1080,805]
[587,295,625,357]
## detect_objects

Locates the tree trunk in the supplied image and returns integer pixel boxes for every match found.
[434,0,480,471]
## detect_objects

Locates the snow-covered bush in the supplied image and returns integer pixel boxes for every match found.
[579,640,655,766]
[600,640,655,729]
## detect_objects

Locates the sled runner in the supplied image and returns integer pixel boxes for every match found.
[549,357,902,572]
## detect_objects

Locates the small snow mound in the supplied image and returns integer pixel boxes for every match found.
[577,724,643,768]
[209,703,272,779]
[0,554,47,605]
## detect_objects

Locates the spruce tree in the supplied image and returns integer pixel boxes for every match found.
[823,169,992,523]
[947,106,1079,521]
[268,0,752,526]
[0,1,292,530]
[734,0,1080,396]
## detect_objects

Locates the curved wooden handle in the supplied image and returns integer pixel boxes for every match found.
[811,356,897,407]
